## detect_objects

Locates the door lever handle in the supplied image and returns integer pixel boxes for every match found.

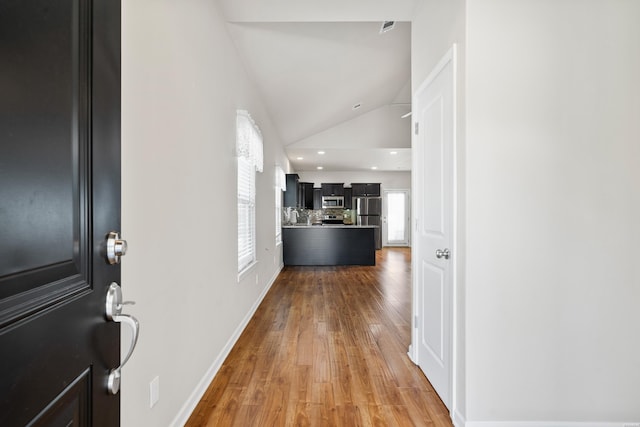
[105,282,140,395]
[117,301,135,310]
[107,313,139,395]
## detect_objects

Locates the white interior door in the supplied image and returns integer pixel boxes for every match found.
[383,190,410,246]
[412,46,455,410]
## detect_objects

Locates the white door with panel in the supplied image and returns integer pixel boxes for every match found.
[412,47,455,410]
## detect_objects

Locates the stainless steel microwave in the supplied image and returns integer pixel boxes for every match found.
[322,196,344,208]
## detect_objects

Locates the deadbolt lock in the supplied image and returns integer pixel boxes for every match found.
[106,231,128,265]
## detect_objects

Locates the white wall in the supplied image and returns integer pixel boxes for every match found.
[217,0,418,22]
[121,0,289,425]
[412,0,467,422]
[289,105,411,149]
[465,0,640,423]
[296,170,411,190]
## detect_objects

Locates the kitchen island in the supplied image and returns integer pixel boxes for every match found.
[282,225,377,266]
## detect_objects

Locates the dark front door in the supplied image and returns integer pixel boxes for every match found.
[1,0,122,425]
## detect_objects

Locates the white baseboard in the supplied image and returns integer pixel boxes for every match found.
[452,410,466,427]
[169,265,283,427]
[446,408,638,427]
[464,422,639,427]
[407,344,417,364]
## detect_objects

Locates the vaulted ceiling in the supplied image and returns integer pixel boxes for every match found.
[216,0,416,171]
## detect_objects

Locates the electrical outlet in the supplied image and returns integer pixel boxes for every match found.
[150,376,160,408]
[255,274,259,284]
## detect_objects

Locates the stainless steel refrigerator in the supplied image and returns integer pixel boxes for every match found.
[354,196,382,249]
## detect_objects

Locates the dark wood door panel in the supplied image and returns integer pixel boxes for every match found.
[0,294,119,426]
[0,0,121,424]
[28,369,90,427]
[0,0,91,328]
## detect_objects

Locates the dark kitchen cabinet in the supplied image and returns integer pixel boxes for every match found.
[285,174,314,208]
[283,227,375,266]
[313,188,322,210]
[284,174,299,207]
[351,183,381,197]
[344,187,353,209]
[350,183,365,196]
[299,182,314,209]
[366,184,381,197]
[321,183,345,196]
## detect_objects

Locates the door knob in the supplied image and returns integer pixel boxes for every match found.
[106,231,128,265]
[435,248,450,259]
[105,282,140,395]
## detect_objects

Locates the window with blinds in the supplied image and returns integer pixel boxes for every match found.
[237,110,263,274]
[275,166,286,245]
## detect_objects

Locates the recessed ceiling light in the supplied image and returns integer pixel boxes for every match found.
[317,151,325,155]
[390,151,398,155]
[371,166,378,170]
[317,166,323,170]
[401,112,412,119]
[296,157,304,160]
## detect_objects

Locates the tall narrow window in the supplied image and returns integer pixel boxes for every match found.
[275,166,286,245]
[237,110,263,274]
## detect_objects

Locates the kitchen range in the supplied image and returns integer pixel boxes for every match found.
[282,176,382,266]
[321,207,346,225]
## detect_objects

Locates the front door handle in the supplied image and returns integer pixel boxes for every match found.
[105,282,140,395]
[436,248,450,259]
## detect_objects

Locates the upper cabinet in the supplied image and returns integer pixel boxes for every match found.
[313,188,323,210]
[284,174,299,207]
[287,180,380,207]
[284,174,314,208]
[321,183,345,196]
[351,183,381,197]
[299,182,314,209]
[344,187,353,209]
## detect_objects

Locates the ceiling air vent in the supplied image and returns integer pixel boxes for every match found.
[380,21,395,34]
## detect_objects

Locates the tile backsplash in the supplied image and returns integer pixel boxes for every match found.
[282,207,313,225]
[282,207,355,225]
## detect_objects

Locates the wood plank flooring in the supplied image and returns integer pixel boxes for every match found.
[186,248,452,426]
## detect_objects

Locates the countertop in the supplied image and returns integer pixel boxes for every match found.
[282,224,378,229]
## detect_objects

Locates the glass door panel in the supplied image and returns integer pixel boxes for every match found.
[384,190,410,246]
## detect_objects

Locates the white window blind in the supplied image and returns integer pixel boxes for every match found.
[237,110,263,274]
[275,166,286,245]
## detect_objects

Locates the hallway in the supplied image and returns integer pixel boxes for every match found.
[186,248,452,426]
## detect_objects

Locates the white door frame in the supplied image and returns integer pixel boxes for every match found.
[409,44,459,418]
[382,189,411,247]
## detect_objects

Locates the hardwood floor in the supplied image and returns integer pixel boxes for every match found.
[186,248,452,426]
